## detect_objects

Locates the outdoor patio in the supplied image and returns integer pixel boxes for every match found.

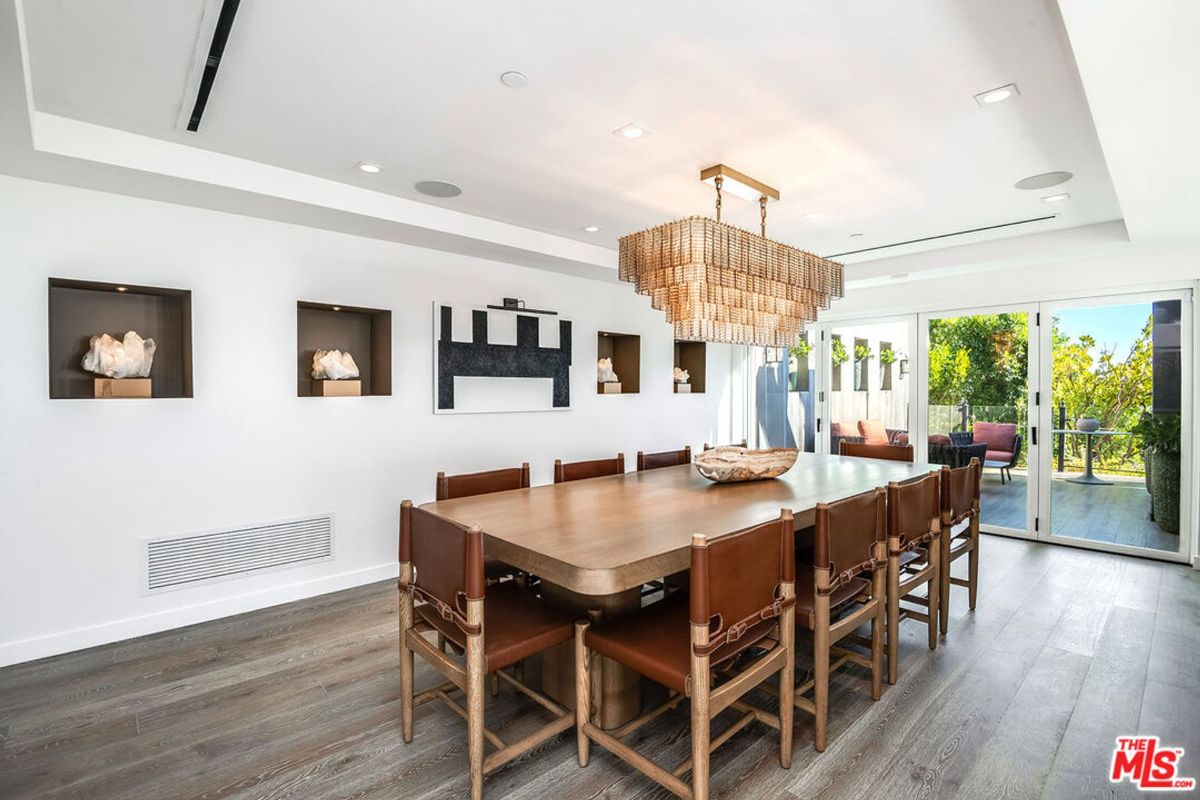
[979,471,1180,552]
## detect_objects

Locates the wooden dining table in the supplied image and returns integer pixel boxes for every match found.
[420,451,939,727]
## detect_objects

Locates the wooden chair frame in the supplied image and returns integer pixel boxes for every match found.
[636,446,693,471]
[399,506,574,800]
[938,460,981,635]
[885,476,942,685]
[574,519,796,800]
[794,489,887,751]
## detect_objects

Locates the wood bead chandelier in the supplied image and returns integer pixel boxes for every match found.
[618,164,844,347]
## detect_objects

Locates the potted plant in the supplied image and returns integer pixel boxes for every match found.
[830,338,849,369]
[879,347,896,365]
[788,338,812,392]
[1132,412,1181,534]
[1075,406,1102,432]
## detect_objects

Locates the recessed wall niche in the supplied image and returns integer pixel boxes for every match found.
[596,331,640,394]
[673,340,707,393]
[296,302,392,397]
[48,278,193,399]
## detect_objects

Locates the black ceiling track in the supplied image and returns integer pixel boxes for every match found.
[825,215,1058,259]
[186,0,241,132]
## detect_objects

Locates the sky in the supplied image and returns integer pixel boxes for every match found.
[1054,302,1152,358]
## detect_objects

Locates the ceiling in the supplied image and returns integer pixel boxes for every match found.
[20,0,1125,261]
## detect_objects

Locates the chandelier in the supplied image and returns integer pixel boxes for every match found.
[618,164,844,347]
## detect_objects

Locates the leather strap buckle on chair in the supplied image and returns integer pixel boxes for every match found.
[819,557,883,596]
[694,592,793,657]
[888,519,941,556]
[404,582,481,637]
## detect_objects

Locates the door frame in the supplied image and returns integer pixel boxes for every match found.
[1036,289,1193,563]
[917,303,1041,540]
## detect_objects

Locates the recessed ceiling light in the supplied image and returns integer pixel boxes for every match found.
[613,123,648,140]
[849,233,864,239]
[974,83,1019,106]
[116,286,127,292]
[1041,192,1071,204]
[582,225,601,233]
[356,161,384,174]
[891,273,909,280]
[414,180,463,198]
[1015,171,1073,190]
[499,71,527,89]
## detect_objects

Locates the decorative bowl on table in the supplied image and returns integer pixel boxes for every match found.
[693,446,799,483]
[1075,417,1101,432]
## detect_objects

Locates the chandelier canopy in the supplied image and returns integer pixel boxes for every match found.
[618,165,844,347]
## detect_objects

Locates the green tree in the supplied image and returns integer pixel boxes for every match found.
[927,314,1028,406]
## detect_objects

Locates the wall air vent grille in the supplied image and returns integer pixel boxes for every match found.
[145,515,333,593]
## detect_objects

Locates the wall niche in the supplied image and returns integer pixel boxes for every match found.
[596,331,640,394]
[48,278,193,399]
[673,340,707,394]
[297,301,392,397]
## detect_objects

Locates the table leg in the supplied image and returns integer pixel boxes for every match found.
[1067,434,1112,485]
[538,582,642,729]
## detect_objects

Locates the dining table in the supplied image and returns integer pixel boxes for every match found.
[420,451,939,728]
[1051,428,1132,485]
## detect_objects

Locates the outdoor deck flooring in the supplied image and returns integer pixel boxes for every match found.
[980,472,1180,553]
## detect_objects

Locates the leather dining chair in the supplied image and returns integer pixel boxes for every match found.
[575,510,796,800]
[938,458,982,635]
[839,440,915,462]
[795,488,887,751]
[398,501,576,800]
[554,453,625,483]
[636,446,692,471]
[885,472,942,684]
[436,463,530,500]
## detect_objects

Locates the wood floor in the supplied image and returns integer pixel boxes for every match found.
[2,536,1197,800]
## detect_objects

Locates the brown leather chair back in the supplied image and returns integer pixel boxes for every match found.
[689,510,795,653]
[554,454,625,483]
[941,458,981,526]
[399,501,485,632]
[813,488,886,586]
[637,446,692,471]
[886,472,941,548]
[839,440,914,462]
[436,463,530,500]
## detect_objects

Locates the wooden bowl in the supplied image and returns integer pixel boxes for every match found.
[693,446,799,483]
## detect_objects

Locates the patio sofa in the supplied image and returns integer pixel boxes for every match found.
[951,422,1022,483]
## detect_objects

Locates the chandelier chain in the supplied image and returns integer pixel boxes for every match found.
[759,196,768,237]
[714,176,723,224]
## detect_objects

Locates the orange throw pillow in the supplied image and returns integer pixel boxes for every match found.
[857,419,889,445]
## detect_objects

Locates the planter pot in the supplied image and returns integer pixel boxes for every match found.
[1149,450,1180,534]
[1076,417,1101,432]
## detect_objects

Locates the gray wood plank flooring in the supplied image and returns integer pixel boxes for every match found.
[1,536,1197,800]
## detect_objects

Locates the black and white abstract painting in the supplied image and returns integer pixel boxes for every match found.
[433,302,572,413]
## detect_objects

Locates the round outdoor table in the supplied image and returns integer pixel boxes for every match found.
[1052,429,1133,485]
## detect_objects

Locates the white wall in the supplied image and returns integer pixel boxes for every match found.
[0,175,735,666]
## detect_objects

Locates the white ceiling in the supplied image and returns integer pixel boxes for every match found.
[21,0,1125,261]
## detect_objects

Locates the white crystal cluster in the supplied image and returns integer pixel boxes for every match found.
[312,349,360,380]
[81,331,156,378]
[597,357,618,383]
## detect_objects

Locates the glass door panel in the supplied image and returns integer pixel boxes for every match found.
[923,309,1035,537]
[1042,295,1190,558]
[828,319,914,456]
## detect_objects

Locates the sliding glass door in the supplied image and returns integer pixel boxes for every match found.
[919,306,1039,538]
[1037,291,1192,560]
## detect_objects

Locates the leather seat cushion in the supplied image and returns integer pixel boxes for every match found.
[794,564,871,629]
[417,582,574,672]
[584,594,774,695]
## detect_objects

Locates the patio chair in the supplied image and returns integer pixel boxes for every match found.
[951,424,1021,483]
[928,434,987,468]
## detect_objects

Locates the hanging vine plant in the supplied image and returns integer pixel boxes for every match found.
[854,343,874,362]
[789,338,813,360]
[879,347,897,365]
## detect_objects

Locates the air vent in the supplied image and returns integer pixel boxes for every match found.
[825,215,1057,259]
[145,515,334,593]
